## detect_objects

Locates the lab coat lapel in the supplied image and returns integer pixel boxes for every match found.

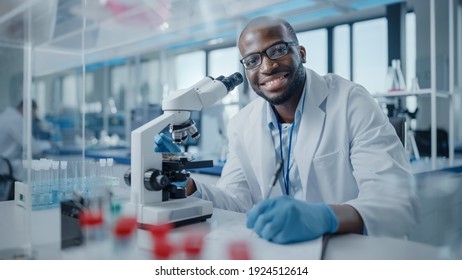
[294,70,327,196]
[245,102,280,199]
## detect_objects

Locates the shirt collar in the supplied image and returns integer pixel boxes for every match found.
[266,75,308,130]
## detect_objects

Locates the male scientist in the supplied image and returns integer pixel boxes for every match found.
[0,100,51,179]
[156,16,418,244]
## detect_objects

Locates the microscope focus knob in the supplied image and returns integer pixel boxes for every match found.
[144,169,169,191]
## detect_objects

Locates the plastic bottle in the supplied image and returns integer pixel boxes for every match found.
[148,223,174,259]
[79,208,106,259]
[112,216,137,259]
[228,240,251,260]
[183,229,206,259]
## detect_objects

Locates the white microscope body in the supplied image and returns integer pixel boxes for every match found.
[128,73,243,228]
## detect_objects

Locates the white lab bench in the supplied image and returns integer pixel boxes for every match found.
[0,200,441,260]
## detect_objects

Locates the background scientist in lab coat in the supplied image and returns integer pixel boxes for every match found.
[0,100,51,179]
[157,16,419,244]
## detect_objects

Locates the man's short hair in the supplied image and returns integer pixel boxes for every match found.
[239,16,299,44]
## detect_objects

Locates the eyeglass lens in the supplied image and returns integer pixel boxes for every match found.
[241,42,292,69]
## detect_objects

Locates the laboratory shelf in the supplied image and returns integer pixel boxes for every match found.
[372,89,452,98]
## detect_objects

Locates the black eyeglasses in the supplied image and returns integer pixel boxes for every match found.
[240,41,298,70]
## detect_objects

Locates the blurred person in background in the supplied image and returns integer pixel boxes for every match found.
[0,100,51,179]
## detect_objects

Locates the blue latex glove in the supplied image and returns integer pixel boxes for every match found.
[171,180,189,190]
[246,196,339,244]
[154,132,181,153]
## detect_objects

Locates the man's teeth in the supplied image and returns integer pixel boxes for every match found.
[266,76,285,85]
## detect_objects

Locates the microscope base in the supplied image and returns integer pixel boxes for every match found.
[137,196,213,228]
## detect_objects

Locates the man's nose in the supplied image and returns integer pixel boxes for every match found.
[259,55,278,73]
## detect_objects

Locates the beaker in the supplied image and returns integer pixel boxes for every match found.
[409,77,420,91]
[385,59,406,91]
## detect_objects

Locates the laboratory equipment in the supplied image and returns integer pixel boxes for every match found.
[26,158,119,209]
[126,72,243,228]
[228,241,251,260]
[79,208,107,259]
[183,228,206,259]
[112,216,138,259]
[385,59,406,92]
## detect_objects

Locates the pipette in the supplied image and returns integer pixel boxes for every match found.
[265,160,284,199]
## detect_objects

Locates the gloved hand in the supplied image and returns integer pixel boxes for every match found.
[171,180,188,188]
[246,196,338,244]
[154,132,181,153]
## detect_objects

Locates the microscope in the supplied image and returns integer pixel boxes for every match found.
[125,72,243,228]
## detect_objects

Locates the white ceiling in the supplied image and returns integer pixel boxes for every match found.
[0,0,408,75]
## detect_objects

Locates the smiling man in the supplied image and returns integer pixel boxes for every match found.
[157,16,418,244]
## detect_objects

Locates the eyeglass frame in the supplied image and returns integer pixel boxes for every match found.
[239,41,299,70]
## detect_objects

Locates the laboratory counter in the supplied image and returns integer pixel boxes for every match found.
[0,200,441,260]
[81,147,462,176]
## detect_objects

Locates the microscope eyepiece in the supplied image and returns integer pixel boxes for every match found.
[217,72,244,92]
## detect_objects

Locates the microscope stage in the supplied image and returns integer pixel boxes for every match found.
[138,196,213,228]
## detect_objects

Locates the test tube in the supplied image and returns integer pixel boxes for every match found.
[51,161,59,204]
[99,158,107,189]
[69,160,82,196]
[31,160,40,207]
[59,161,69,200]
[106,158,118,188]
[36,160,46,206]
[43,160,51,206]
[106,158,114,178]
[83,160,91,198]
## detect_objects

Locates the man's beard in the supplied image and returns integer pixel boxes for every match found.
[255,63,305,105]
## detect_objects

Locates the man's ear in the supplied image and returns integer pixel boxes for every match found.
[299,46,307,63]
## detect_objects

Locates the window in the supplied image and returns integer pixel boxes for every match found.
[202,47,241,157]
[175,51,206,90]
[208,46,240,104]
[140,59,161,104]
[353,18,388,94]
[333,24,351,80]
[405,12,417,113]
[111,64,130,111]
[405,12,416,89]
[297,29,328,75]
[62,74,78,109]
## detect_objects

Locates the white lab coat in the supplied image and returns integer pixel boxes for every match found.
[0,107,51,178]
[194,69,418,238]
